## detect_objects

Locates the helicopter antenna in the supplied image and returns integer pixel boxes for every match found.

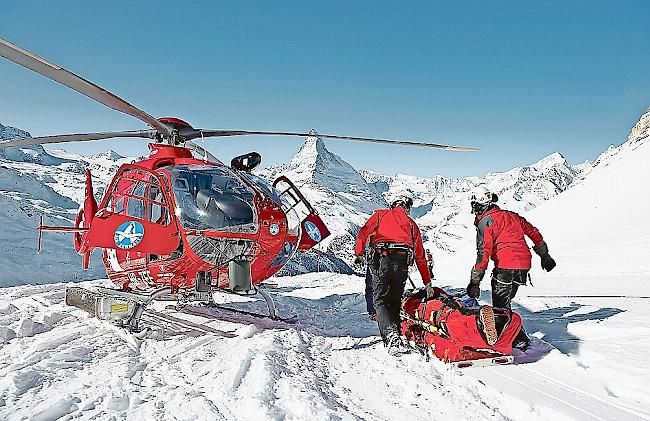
[201,130,207,162]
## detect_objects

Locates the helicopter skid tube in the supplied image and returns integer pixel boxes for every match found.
[207,286,297,323]
[258,287,277,320]
[66,286,172,337]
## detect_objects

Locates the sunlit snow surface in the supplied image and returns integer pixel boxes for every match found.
[0,273,648,420]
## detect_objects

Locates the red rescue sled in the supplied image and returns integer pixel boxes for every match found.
[401,287,522,367]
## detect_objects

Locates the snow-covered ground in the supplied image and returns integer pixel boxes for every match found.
[0,273,648,420]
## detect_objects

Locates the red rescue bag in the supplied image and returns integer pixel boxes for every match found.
[401,288,522,362]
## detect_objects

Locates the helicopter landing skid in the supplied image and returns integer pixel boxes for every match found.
[206,286,298,323]
[65,286,172,338]
[200,302,298,324]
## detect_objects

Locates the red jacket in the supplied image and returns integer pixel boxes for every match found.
[355,207,431,284]
[474,205,544,271]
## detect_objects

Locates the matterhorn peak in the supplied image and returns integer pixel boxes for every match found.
[93,149,124,161]
[289,130,330,168]
[284,131,387,211]
[531,152,567,171]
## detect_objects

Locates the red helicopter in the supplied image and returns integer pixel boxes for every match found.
[0,38,476,336]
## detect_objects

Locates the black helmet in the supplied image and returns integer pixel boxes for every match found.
[391,195,413,211]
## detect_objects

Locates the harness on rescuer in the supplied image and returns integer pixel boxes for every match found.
[356,194,427,282]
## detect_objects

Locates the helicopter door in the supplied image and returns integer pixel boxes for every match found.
[273,176,330,252]
[88,166,180,255]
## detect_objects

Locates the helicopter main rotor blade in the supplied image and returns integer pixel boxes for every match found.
[192,129,478,151]
[0,38,171,137]
[0,130,156,149]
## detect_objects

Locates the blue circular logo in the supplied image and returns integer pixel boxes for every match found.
[304,221,321,242]
[114,221,145,249]
[269,223,280,236]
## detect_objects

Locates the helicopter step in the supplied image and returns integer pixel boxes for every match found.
[65,286,171,338]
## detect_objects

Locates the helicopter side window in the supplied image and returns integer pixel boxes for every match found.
[110,195,126,215]
[126,197,145,219]
[148,181,170,225]
[105,169,172,226]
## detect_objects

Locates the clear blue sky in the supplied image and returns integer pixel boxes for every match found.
[1,1,649,177]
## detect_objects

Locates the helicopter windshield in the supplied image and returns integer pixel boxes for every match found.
[169,165,256,232]
[241,173,282,206]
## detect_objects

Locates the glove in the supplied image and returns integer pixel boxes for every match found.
[466,268,485,298]
[533,242,556,272]
[541,254,556,272]
[353,255,364,265]
[466,283,481,299]
[470,267,485,283]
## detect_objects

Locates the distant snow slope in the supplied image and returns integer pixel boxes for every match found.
[528,106,650,275]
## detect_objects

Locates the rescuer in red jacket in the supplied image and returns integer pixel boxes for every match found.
[467,186,556,350]
[355,195,431,355]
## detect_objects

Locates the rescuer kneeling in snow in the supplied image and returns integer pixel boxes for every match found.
[355,195,431,355]
[467,186,556,351]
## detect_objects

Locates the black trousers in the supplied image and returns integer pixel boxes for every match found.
[491,268,528,310]
[365,265,375,315]
[491,268,530,344]
[371,253,409,343]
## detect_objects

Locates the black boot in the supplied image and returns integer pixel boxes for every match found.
[512,326,531,351]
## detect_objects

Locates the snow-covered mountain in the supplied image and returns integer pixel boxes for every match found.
[259,134,388,266]
[1,106,644,285]
[259,132,587,278]
[0,123,129,286]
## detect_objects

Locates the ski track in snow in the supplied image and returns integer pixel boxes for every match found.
[1,274,648,420]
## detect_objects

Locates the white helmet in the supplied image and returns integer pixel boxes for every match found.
[390,194,414,211]
[470,186,497,214]
[470,186,493,205]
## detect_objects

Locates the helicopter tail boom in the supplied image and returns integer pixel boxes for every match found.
[36,216,88,254]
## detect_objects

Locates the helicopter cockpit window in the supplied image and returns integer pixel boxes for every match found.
[170,165,256,232]
[106,169,170,226]
[241,173,283,206]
